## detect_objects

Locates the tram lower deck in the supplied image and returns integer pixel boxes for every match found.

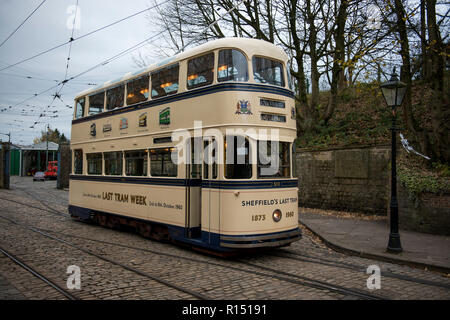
[69,176,301,252]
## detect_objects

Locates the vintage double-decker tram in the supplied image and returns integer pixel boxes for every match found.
[69,38,301,253]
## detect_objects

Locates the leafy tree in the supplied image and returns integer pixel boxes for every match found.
[33,128,68,145]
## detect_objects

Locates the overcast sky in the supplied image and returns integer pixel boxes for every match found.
[0,0,167,145]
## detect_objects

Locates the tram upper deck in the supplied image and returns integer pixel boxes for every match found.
[70,38,296,145]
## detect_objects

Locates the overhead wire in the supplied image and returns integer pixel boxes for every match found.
[0,0,47,49]
[0,0,169,73]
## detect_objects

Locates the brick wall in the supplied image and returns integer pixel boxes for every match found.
[295,144,390,214]
[396,184,450,236]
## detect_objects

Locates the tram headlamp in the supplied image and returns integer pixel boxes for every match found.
[272,209,282,222]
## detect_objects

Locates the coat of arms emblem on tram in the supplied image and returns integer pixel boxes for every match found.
[235,100,252,115]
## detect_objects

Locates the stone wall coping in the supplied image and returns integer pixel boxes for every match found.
[296,143,391,153]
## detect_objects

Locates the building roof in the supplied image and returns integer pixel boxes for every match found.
[20,141,59,151]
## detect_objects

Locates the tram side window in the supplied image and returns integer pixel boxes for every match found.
[88,92,105,115]
[125,150,147,176]
[104,152,123,175]
[217,49,248,82]
[224,136,252,179]
[187,52,214,89]
[126,75,149,105]
[74,149,83,174]
[106,85,124,110]
[252,57,285,87]
[151,64,179,99]
[87,153,102,175]
[257,141,290,178]
[150,148,177,177]
[75,97,85,119]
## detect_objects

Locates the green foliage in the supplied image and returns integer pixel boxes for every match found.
[33,128,68,145]
[398,166,450,196]
[433,162,450,178]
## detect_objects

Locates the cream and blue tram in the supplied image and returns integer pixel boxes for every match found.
[69,38,301,252]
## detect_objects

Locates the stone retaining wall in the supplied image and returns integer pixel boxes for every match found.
[295,144,390,214]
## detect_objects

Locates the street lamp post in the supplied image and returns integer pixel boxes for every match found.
[380,67,407,254]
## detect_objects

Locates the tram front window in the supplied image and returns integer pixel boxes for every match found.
[75,97,85,119]
[88,92,105,115]
[257,141,290,178]
[224,136,252,179]
[217,49,248,82]
[252,57,285,87]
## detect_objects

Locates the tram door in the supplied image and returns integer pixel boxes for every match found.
[185,137,202,238]
[202,137,218,244]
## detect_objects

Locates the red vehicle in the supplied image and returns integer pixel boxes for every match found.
[44,161,58,180]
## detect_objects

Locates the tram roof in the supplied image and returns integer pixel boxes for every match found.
[74,38,288,100]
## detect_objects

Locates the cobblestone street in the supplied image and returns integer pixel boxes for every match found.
[0,177,449,300]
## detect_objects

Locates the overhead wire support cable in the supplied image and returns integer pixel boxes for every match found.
[0,0,47,49]
[0,0,169,73]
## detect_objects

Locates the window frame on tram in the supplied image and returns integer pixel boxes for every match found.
[252,56,286,88]
[74,97,85,119]
[87,152,103,175]
[73,149,83,174]
[151,63,180,99]
[224,135,252,180]
[149,147,178,177]
[257,141,291,179]
[124,150,148,177]
[187,52,215,90]
[217,48,249,83]
[126,74,150,105]
[88,91,105,115]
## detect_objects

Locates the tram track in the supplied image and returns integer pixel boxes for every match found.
[3,193,448,291]
[0,214,210,300]
[0,246,79,300]
[0,212,384,300]
[272,250,450,290]
[1,194,448,300]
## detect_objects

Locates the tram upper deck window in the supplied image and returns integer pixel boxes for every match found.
[125,150,147,176]
[187,52,214,89]
[257,141,290,178]
[217,49,248,82]
[151,64,179,99]
[88,92,105,115]
[150,148,177,177]
[104,151,123,176]
[106,85,124,110]
[75,97,85,119]
[252,57,285,87]
[87,153,102,175]
[224,136,252,179]
[126,75,149,105]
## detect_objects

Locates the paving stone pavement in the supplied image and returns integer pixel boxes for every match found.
[0,177,449,300]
